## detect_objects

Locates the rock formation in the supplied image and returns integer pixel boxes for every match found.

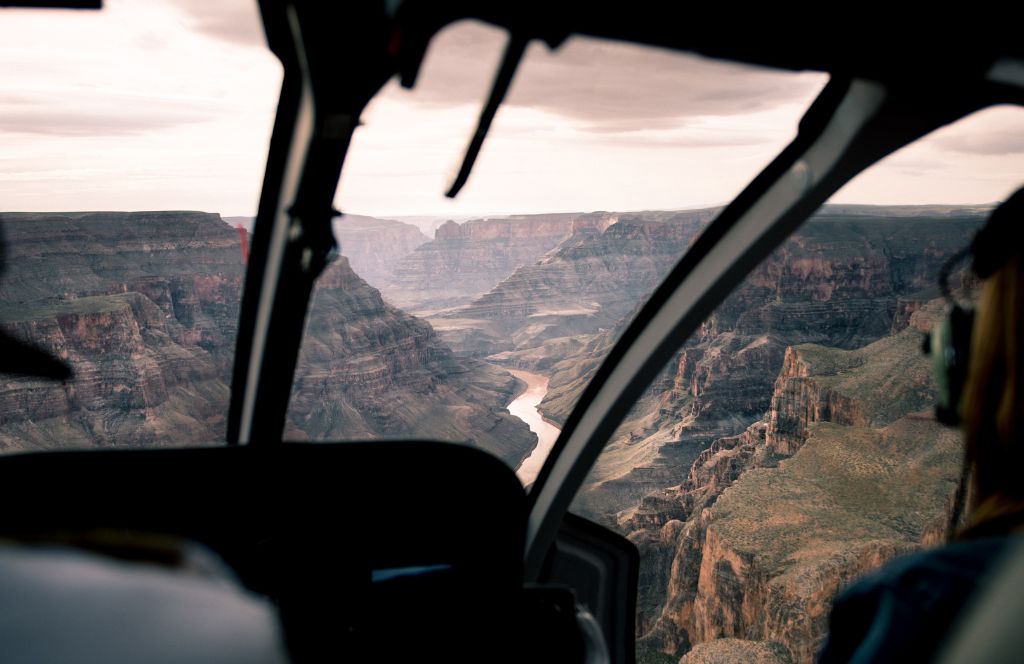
[286,255,536,468]
[435,209,716,357]
[679,639,793,664]
[381,212,599,313]
[630,301,962,663]
[331,214,429,287]
[0,211,244,449]
[0,212,535,468]
[546,210,980,524]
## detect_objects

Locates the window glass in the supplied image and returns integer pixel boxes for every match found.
[287,20,826,483]
[0,0,280,452]
[567,106,1024,664]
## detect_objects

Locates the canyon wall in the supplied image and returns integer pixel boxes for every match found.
[631,302,962,663]
[434,209,716,358]
[0,211,243,449]
[381,212,593,312]
[549,211,979,524]
[482,208,979,662]
[0,212,535,467]
[286,255,536,468]
[331,214,429,287]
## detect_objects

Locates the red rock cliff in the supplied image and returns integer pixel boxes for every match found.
[631,305,961,663]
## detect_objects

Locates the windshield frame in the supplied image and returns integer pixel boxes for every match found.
[228,1,1024,579]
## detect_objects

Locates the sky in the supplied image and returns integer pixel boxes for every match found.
[0,0,1022,218]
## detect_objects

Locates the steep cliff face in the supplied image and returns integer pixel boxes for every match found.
[381,212,590,312]
[632,303,962,663]
[558,211,980,524]
[435,209,715,357]
[286,256,536,468]
[0,293,230,449]
[0,211,244,449]
[332,214,429,287]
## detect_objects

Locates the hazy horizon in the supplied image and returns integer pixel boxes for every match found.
[0,198,1002,223]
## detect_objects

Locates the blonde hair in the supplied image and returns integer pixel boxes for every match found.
[959,254,1024,537]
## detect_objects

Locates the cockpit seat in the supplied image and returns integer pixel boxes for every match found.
[0,441,582,662]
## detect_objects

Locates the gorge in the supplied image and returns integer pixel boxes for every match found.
[0,204,987,664]
[0,211,536,469]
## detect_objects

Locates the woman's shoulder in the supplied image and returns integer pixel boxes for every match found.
[817,536,1017,664]
[847,536,1013,595]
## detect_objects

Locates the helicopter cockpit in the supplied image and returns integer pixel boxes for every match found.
[0,2,1022,663]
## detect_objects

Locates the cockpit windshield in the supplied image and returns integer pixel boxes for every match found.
[286,20,827,482]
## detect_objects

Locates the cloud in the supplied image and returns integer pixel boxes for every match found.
[0,89,220,137]
[408,21,827,133]
[923,106,1024,156]
[933,131,1024,156]
[0,108,212,137]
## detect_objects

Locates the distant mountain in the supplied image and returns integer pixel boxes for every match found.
[219,214,430,289]
[379,212,590,313]
[222,215,254,231]
[331,214,429,287]
[433,208,716,357]
[385,215,476,237]
[819,202,995,217]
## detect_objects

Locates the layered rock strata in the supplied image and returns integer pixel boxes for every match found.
[0,211,244,449]
[632,303,962,663]
[331,214,429,287]
[0,212,534,466]
[436,209,716,357]
[286,256,536,468]
[553,211,980,524]
[382,212,593,312]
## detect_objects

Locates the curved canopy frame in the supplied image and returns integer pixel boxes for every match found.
[227,0,1024,577]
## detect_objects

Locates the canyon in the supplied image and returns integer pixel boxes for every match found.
[0,204,988,664]
[379,212,599,313]
[637,300,962,663]
[0,212,535,469]
[432,208,716,358]
[418,205,979,662]
[330,214,429,288]
[541,212,979,527]
[286,253,535,468]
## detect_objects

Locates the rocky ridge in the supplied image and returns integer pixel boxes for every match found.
[331,214,429,287]
[434,209,716,358]
[287,255,535,468]
[631,300,962,663]
[381,212,593,313]
[549,211,980,524]
[0,212,535,466]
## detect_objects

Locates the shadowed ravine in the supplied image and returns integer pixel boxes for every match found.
[508,369,562,486]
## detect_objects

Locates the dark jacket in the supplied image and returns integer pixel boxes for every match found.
[817,537,1014,664]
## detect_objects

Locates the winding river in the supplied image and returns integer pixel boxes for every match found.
[507,369,562,486]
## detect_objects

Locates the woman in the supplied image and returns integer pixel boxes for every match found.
[817,187,1024,664]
